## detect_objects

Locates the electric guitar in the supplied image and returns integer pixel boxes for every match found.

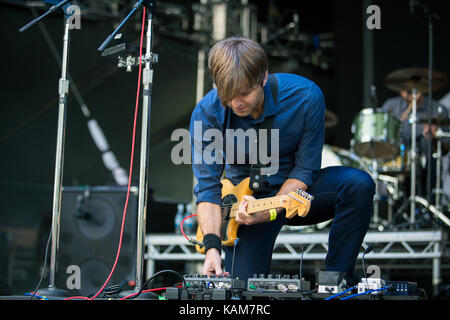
[195,177,313,254]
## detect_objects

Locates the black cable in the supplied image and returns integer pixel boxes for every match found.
[125,269,187,300]
[231,239,239,278]
[299,245,305,294]
[420,288,428,300]
[299,245,305,280]
[362,246,373,300]
[29,230,52,300]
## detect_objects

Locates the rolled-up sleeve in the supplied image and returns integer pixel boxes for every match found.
[190,105,224,206]
[287,85,325,187]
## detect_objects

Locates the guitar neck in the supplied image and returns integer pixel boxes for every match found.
[228,195,289,218]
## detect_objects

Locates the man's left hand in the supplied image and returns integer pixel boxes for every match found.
[235,195,258,225]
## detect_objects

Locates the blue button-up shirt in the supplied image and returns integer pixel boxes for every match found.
[189,73,325,205]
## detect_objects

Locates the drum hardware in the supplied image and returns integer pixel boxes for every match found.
[384,66,447,227]
[387,0,448,211]
[383,64,449,230]
[408,88,420,229]
[413,196,450,228]
[378,174,401,228]
[368,159,405,229]
[370,155,382,225]
[322,145,420,230]
[399,97,449,227]
[432,106,449,210]
[434,129,443,211]
[387,195,450,230]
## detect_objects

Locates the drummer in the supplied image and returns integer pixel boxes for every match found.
[382,89,450,195]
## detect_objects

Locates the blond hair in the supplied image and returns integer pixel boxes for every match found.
[208,37,268,105]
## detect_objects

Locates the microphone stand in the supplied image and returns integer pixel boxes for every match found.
[135,0,157,298]
[435,106,444,210]
[19,0,76,297]
[99,0,158,299]
[410,0,440,207]
[19,0,71,33]
[410,88,419,229]
[370,85,381,227]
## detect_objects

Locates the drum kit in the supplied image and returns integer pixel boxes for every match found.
[324,67,450,231]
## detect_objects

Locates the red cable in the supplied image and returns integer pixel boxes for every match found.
[180,214,197,241]
[64,7,147,301]
[118,285,183,300]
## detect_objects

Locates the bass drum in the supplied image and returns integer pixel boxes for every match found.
[322,145,371,172]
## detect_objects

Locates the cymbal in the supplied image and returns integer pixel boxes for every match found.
[384,67,448,93]
[325,110,338,128]
[418,117,450,126]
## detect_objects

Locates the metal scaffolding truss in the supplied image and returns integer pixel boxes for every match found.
[145,230,446,262]
[271,230,446,261]
[145,229,448,293]
[146,230,446,262]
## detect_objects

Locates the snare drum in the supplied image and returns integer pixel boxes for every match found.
[351,108,400,159]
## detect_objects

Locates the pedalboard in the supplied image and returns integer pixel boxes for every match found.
[164,273,422,300]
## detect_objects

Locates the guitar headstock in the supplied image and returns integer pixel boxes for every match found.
[285,189,314,219]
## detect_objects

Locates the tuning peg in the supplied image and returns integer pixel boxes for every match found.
[296,189,314,201]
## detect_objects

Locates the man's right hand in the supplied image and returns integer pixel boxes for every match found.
[201,248,224,276]
[196,202,229,276]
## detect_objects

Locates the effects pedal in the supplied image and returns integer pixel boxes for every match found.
[244,274,310,300]
[358,278,386,295]
[384,281,418,296]
[317,271,347,294]
[165,274,246,300]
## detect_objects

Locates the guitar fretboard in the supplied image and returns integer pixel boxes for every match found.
[228,195,291,218]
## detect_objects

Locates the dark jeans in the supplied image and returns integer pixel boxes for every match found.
[223,166,375,285]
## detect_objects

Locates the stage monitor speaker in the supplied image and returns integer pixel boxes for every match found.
[56,186,138,296]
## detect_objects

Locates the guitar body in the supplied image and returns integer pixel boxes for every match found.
[195,177,253,254]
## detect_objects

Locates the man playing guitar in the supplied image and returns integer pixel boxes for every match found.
[190,37,375,286]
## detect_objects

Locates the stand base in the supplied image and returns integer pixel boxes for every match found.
[34,287,71,299]
[118,289,159,300]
